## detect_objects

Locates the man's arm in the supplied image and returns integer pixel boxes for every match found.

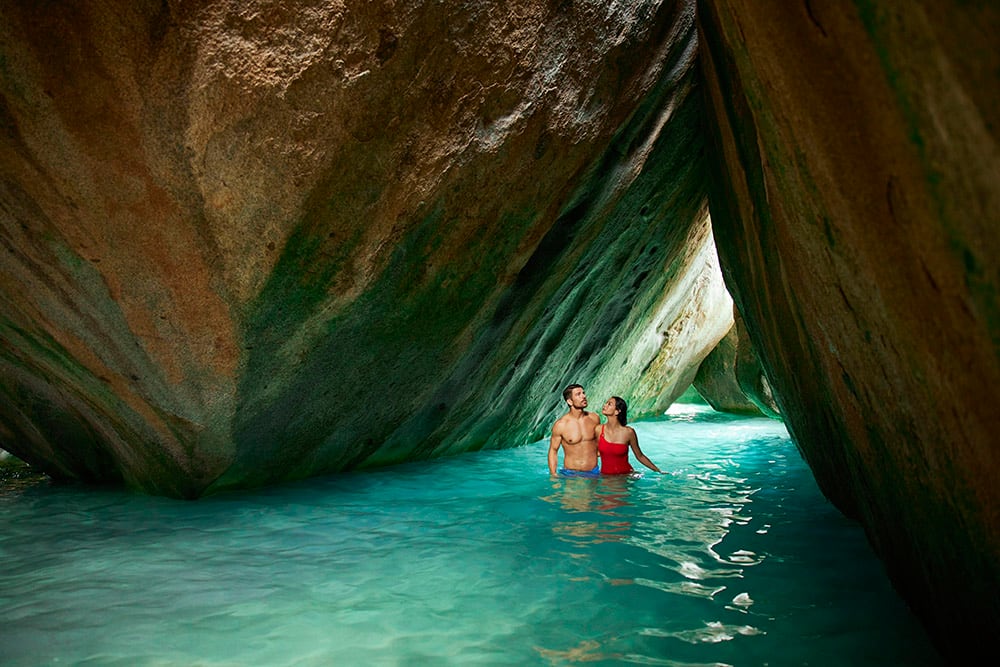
[548,430,562,475]
[590,413,602,465]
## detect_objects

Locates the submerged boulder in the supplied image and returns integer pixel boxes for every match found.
[699,0,999,657]
[0,1,727,496]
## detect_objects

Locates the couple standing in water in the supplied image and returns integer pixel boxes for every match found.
[548,384,663,477]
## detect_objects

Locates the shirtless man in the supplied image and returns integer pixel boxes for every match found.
[548,384,601,476]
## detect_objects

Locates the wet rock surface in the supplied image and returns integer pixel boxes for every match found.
[699,0,999,657]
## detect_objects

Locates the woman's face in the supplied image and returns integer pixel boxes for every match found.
[602,398,618,417]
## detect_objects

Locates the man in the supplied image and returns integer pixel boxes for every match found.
[548,384,601,476]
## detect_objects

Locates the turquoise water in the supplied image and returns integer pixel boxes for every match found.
[0,405,942,666]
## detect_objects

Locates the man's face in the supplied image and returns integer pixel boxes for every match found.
[568,387,588,409]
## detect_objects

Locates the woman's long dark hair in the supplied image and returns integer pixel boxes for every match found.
[612,396,628,426]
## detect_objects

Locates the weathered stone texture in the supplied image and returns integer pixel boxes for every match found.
[731,307,779,419]
[0,1,723,496]
[693,310,771,417]
[699,0,999,656]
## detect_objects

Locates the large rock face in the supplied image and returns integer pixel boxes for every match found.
[0,1,731,496]
[699,0,999,657]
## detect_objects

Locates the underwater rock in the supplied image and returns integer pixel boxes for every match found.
[699,0,999,658]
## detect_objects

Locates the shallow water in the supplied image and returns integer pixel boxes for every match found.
[0,405,942,666]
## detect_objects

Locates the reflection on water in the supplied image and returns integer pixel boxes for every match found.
[542,475,633,547]
[0,407,942,666]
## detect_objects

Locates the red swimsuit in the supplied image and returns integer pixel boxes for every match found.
[598,426,633,475]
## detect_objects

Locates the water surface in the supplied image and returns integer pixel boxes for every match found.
[0,405,942,665]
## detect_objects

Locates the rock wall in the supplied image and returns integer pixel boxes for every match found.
[0,1,730,496]
[698,0,999,657]
[692,309,777,418]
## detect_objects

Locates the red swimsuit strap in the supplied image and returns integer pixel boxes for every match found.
[601,424,627,446]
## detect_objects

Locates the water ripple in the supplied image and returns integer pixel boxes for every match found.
[0,408,942,666]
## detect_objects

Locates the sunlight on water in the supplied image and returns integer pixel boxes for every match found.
[0,406,942,666]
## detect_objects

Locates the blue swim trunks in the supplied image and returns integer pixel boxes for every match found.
[558,465,601,478]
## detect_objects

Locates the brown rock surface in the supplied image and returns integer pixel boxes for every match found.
[0,1,724,496]
[699,0,999,656]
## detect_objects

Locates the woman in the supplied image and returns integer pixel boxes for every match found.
[596,396,662,474]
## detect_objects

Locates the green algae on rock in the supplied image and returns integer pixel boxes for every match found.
[0,0,723,496]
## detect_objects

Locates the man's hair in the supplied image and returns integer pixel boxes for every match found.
[562,384,583,402]
[613,396,628,425]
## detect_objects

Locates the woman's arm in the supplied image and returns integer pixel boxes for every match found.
[628,427,662,473]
